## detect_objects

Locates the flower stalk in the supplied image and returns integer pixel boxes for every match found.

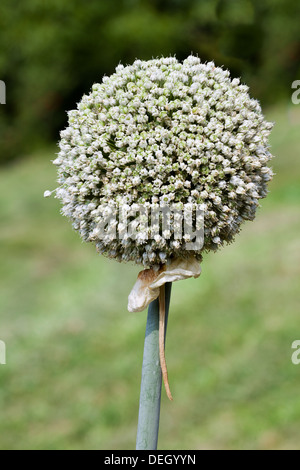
[136,282,172,450]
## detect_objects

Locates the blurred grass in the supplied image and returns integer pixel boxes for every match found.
[0,102,300,450]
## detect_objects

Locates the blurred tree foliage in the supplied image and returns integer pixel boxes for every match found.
[0,0,299,164]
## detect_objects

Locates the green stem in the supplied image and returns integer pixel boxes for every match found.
[136,282,172,450]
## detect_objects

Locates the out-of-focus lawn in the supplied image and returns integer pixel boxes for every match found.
[0,103,300,450]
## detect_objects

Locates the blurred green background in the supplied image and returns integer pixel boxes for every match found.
[0,0,300,450]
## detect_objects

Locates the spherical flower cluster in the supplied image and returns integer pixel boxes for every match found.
[49,56,274,266]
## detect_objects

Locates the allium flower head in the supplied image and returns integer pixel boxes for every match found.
[51,56,274,266]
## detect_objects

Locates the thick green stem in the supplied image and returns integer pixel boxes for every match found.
[136,282,172,450]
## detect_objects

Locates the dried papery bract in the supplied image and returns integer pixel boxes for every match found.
[159,284,173,401]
